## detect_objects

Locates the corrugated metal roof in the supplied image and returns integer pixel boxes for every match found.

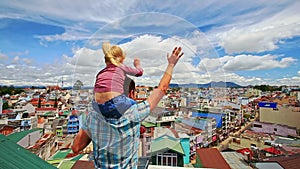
[265,153,300,169]
[196,148,231,169]
[151,135,184,155]
[70,154,84,161]
[0,134,56,169]
[57,160,76,169]
[71,160,94,169]
[142,121,156,127]
[221,152,252,169]
[7,128,41,143]
[51,149,72,160]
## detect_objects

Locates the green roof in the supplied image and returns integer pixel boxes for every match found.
[43,112,55,116]
[0,134,56,169]
[61,111,71,116]
[47,152,84,168]
[71,154,84,161]
[151,135,185,155]
[57,160,76,169]
[47,159,63,165]
[142,121,156,127]
[7,128,41,143]
[50,149,72,160]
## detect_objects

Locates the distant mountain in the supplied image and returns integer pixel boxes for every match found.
[170,81,242,88]
[13,85,46,89]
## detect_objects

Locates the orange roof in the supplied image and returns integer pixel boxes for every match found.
[196,148,231,169]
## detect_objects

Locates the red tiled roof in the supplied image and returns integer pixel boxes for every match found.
[196,148,231,169]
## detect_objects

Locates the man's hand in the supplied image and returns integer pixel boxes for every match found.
[147,46,184,111]
[167,47,184,66]
[72,129,92,154]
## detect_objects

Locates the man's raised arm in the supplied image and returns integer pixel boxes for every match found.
[147,46,184,111]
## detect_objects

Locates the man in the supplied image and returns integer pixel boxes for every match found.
[71,75,137,154]
[72,46,184,168]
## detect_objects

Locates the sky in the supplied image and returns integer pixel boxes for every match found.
[0,0,300,88]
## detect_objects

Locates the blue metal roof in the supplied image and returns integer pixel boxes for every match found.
[192,112,224,128]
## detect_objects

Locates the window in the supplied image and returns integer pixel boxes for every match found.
[156,153,177,166]
[274,128,277,131]
[147,145,151,151]
[253,124,262,128]
[146,136,151,142]
[264,141,272,146]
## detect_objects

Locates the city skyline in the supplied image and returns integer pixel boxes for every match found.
[1,1,300,87]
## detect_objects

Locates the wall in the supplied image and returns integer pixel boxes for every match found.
[251,122,297,137]
[17,130,41,148]
[260,107,300,129]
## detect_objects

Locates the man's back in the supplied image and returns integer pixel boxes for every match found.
[83,101,150,168]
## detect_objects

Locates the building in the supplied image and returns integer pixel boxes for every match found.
[251,121,298,137]
[149,135,185,167]
[140,121,156,157]
[67,115,79,134]
[194,148,231,169]
[174,121,205,164]
[229,130,273,151]
[259,102,300,129]
[181,116,217,147]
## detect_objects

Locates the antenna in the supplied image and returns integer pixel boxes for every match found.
[61,76,64,88]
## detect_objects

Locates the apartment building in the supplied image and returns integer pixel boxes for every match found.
[259,102,300,129]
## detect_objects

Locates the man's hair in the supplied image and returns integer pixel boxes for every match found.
[123,76,135,96]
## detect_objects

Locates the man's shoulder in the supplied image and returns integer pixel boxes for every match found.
[135,100,150,111]
[123,101,150,122]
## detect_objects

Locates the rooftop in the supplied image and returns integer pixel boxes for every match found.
[196,148,231,169]
[0,134,56,169]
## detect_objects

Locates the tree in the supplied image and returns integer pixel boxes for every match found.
[38,97,41,108]
[0,85,24,95]
[54,97,58,108]
[73,80,84,90]
[2,101,9,110]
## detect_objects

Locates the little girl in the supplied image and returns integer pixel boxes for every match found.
[92,42,143,119]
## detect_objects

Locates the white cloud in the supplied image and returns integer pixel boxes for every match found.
[223,54,296,71]
[0,1,299,87]
[214,1,300,54]
[197,54,297,72]
[1,34,298,87]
